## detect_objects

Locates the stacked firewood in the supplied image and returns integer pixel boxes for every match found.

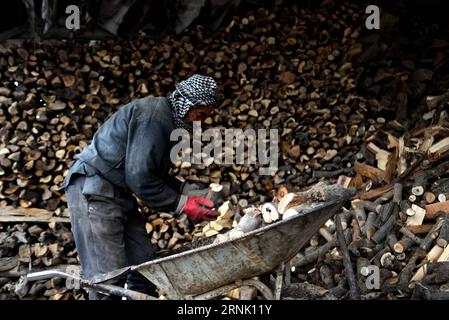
[290,115,449,300]
[0,1,367,213]
[0,220,82,300]
[0,1,368,266]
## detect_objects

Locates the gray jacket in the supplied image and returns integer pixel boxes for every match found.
[62,97,185,213]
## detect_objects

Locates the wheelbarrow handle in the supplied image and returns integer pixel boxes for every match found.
[27,269,79,282]
[26,269,157,300]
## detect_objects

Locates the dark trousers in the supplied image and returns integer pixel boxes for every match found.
[66,174,156,299]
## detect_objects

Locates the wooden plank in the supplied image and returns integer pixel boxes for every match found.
[0,206,70,223]
[354,161,385,183]
[429,137,449,156]
[0,216,70,223]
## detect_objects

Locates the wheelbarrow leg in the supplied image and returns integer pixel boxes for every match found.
[284,260,291,286]
[274,263,285,300]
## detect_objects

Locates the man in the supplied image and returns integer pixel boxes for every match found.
[62,74,219,299]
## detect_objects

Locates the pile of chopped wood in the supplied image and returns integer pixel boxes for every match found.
[187,181,353,245]
[0,1,367,213]
[290,119,449,300]
[0,218,80,300]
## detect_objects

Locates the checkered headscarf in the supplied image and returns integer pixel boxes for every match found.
[168,74,217,131]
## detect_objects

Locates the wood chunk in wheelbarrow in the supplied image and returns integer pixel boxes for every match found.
[155,237,217,258]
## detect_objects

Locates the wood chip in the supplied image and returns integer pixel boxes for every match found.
[406,204,426,226]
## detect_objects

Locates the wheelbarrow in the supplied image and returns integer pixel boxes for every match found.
[27,197,348,300]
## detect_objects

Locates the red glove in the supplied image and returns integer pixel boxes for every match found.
[181,196,218,223]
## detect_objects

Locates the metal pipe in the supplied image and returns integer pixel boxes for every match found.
[27,269,157,300]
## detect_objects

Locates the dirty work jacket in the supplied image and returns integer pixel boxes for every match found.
[61,97,185,213]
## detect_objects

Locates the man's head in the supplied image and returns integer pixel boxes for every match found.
[168,74,217,131]
[184,105,214,123]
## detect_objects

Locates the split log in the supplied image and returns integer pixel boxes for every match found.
[437,243,449,262]
[396,250,424,292]
[366,143,391,171]
[360,184,394,201]
[410,244,445,282]
[354,161,384,183]
[406,204,426,226]
[428,137,449,159]
[337,175,352,188]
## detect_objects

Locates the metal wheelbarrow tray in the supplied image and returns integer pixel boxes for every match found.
[27,197,348,299]
[133,198,346,299]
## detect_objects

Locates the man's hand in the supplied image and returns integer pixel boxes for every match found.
[181,196,218,223]
[181,182,208,197]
